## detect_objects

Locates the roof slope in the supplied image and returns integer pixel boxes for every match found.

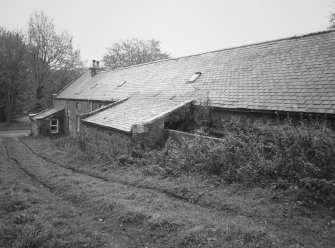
[32,108,64,120]
[82,93,194,132]
[56,30,335,114]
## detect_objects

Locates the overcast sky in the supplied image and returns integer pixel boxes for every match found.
[0,0,334,65]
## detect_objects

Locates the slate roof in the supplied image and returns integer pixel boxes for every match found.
[82,93,194,132]
[32,108,64,120]
[56,30,335,114]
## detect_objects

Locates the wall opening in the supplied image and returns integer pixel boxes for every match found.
[50,119,59,134]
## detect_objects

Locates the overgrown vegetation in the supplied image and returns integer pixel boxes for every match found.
[55,119,335,211]
[131,120,335,210]
[20,126,335,247]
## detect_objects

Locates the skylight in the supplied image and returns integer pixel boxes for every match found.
[74,89,83,95]
[152,91,162,97]
[90,83,98,89]
[117,80,126,87]
[187,72,202,83]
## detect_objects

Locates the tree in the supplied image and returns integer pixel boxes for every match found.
[27,11,84,110]
[329,12,335,29]
[103,39,170,69]
[0,27,28,122]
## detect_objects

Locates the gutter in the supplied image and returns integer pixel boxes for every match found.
[210,106,335,117]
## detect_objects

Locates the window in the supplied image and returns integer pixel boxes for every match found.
[90,83,98,89]
[90,101,93,112]
[75,101,79,110]
[117,80,126,87]
[50,119,59,134]
[74,89,83,95]
[76,116,80,132]
[187,72,202,83]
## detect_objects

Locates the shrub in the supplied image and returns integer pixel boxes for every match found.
[299,178,335,208]
[270,121,335,182]
[143,119,335,207]
[54,133,88,152]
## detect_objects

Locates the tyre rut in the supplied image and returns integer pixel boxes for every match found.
[1,137,134,248]
[19,139,199,205]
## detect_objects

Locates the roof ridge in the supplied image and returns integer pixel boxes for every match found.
[96,29,335,74]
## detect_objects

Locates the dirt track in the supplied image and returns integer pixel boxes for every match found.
[1,132,335,247]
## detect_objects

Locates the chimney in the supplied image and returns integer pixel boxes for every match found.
[96,61,100,68]
[89,60,98,77]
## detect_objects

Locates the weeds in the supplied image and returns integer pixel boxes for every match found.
[50,119,335,209]
[136,120,335,208]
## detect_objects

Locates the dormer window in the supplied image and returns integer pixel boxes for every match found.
[187,72,202,83]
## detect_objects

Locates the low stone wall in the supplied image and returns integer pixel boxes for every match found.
[81,123,132,156]
[165,129,223,145]
[132,102,193,147]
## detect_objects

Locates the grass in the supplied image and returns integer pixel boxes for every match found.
[0,139,119,247]
[19,130,335,247]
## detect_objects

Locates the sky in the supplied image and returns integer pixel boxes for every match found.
[0,0,334,65]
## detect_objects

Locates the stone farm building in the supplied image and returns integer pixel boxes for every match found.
[30,30,335,154]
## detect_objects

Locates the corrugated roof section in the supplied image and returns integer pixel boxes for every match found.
[82,93,195,132]
[56,30,335,114]
[32,108,64,120]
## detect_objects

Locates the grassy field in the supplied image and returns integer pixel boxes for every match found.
[0,134,332,247]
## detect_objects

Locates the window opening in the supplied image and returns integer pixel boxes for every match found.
[50,119,59,133]
[117,80,126,87]
[74,89,83,95]
[90,83,98,89]
[76,101,79,110]
[187,72,202,83]
[76,116,80,132]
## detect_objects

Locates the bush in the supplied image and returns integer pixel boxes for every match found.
[141,120,335,206]
[53,134,87,152]
[299,178,335,208]
[270,121,335,182]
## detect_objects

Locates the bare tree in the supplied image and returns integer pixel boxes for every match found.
[329,12,335,29]
[0,27,28,122]
[27,11,83,110]
[103,39,170,69]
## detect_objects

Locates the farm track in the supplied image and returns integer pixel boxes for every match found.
[4,145,55,193]
[2,135,335,247]
[19,139,204,206]
[3,136,262,247]
[0,137,131,247]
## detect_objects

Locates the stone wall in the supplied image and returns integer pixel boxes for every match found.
[210,108,335,133]
[165,129,222,144]
[54,99,112,135]
[211,109,277,128]
[81,123,132,155]
[132,102,193,147]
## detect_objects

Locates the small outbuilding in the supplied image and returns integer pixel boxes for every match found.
[30,108,66,137]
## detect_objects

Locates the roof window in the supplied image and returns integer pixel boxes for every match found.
[117,80,126,87]
[90,83,98,89]
[152,91,162,97]
[74,89,83,95]
[187,72,202,83]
